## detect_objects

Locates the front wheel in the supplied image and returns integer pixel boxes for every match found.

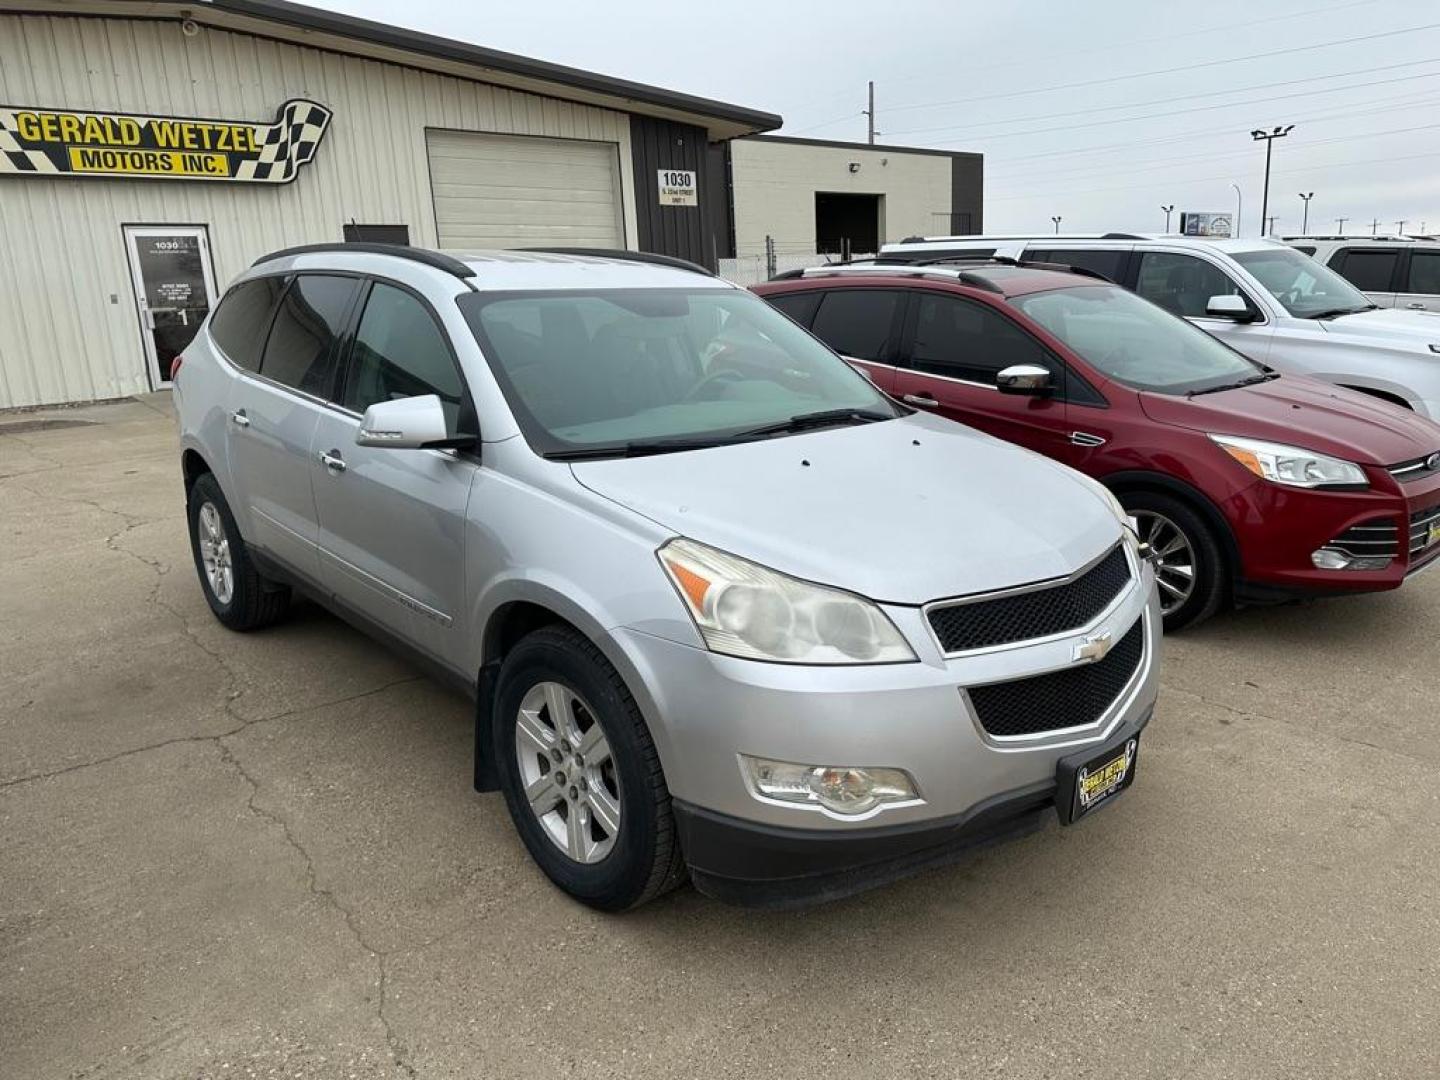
[1119,490,1228,632]
[493,626,686,911]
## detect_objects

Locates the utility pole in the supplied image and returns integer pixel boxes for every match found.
[1370,218,1381,235]
[1397,220,1407,235]
[1051,215,1062,234]
[1266,215,1278,236]
[1161,204,1174,232]
[1250,125,1294,238]
[1335,216,1348,235]
[1298,192,1314,233]
[865,81,876,145]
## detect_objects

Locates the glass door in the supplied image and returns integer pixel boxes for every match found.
[122,226,219,389]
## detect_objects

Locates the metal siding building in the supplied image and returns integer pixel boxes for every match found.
[0,0,778,410]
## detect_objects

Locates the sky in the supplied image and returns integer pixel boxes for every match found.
[324,0,1440,241]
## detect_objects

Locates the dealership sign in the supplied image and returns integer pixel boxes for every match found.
[1180,211,1233,238]
[0,99,332,183]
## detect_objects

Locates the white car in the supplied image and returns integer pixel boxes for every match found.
[880,234,1440,418]
[1283,235,1440,313]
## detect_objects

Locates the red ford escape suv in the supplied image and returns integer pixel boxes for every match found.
[754,260,1440,630]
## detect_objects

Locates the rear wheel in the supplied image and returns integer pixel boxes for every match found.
[186,472,291,631]
[493,625,686,911]
[1119,490,1227,632]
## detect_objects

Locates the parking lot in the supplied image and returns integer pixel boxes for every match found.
[2,394,1438,1080]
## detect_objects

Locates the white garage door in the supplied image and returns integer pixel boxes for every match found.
[427,130,625,250]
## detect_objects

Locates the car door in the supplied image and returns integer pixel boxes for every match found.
[1399,249,1440,311]
[1130,249,1275,364]
[805,288,906,393]
[311,278,477,665]
[1329,247,1400,308]
[890,288,1072,460]
[223,273,359,581]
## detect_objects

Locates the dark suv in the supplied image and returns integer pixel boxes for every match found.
[754,262,1440,630]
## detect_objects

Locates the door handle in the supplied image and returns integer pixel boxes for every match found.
[229,409,250,428]
[902,393,939,407]
[318,450,347,473]
[1407,302,1427,310]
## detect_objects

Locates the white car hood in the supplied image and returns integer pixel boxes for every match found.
[1321,306,1440,348]
[570,412,1121,606]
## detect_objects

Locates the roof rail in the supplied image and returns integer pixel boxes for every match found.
[795,263,1005,294]
[859,253,1113,283]
[251,242,477,278]
[522,247,715,276]
[1099,232,1145,240]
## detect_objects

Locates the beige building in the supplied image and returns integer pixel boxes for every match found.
[0,0,778,409]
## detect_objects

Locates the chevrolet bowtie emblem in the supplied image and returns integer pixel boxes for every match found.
[1073,630,1114,664]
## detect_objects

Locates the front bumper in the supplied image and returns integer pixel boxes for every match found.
[612,548,1161,900]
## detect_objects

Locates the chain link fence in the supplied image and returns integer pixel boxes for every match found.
[718,238,876,286]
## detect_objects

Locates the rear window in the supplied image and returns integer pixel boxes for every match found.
[1025,248,1127,282]
[763,290,823,328]
[810,290,902,362]
[208,276,285,372]
[259,275,359,398]
[1335,249,1399,292]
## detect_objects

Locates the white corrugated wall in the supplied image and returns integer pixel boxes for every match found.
[0,13,639,410]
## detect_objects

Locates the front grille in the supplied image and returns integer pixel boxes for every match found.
[1388,453,1440,483]
[1410,504,1440,557]
[1328,517,1400,559]
[926,545,1131,654]
[967,618,1145,739]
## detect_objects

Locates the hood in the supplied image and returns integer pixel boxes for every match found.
[569,412,1121,605]
[1320,306,1440,348]
[1138,375,1440,465]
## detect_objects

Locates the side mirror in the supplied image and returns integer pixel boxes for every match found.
[996,364,1053,396]
[1205,294,1254,321]
[356,394,453,449]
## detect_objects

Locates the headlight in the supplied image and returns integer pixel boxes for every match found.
[658,537,916,664]
[1209,434,1367,489]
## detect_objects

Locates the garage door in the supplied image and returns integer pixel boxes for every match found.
[427,130,625,250]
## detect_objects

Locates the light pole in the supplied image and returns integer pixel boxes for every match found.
[1298,192,1314,233]
[1266,215,1278,236]
[1161,204,1174,232]
[1397,220,1408,235]
[1230,183,1243,238]
[1336,216,1348,235]
[1250,125,1294,238]
[1051,215,1062,234]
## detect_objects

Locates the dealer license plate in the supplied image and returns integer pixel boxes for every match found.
[1056,735,1139,825]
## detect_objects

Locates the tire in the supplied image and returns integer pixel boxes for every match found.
[186,472,292,631]
[1119,490,1228,632]
[493,625,686,911]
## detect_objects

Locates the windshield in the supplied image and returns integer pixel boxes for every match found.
[1011,284,1262,395]
[457,288,899,456]
[1231,247,1374,318]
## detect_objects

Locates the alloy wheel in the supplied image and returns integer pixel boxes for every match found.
[197,502,234,605]
[514,681,622,865]
[1132,510,1196,616]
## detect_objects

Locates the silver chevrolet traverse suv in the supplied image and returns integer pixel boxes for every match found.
[174,244,1160,909]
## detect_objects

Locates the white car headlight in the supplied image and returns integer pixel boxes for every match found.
[1209,434,1368,489]
[658,537,916,664]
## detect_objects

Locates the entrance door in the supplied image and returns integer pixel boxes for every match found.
[122,226,218,389]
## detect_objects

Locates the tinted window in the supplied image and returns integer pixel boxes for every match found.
[910,293,1055,384]
[1407,252,1440,294]
[1026,247,1126,282]
[1135,252,1245,318]
[764,290,823,328]
[344,283,467,430]
[208,276,285,372]
[1232,248,1373,318]
[810,290,901,361]
[259,275,357,397]
[1336,249,1399,292]
[1292,245,1316,256]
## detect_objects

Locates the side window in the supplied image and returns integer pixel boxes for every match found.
[1292,245,1316,256]
[343,282,468,431]
[1134,252,1243,318]
[1034,248,1127,283]
[810,290,902,362]
[1407,252,1440,295]
[1335,249,1399,292]
[909,293,1056,385]
[764,290,823,328]
[258,275,358,397]
[208,276,285,373]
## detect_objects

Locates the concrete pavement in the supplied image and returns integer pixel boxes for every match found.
[2,396,1437,1079]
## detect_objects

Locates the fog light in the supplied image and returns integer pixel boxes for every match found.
[1311,547,1391,571]
[743,756,918,815]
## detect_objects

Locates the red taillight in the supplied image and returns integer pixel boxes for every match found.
[170,355,184,380]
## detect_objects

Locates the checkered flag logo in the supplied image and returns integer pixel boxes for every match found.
[0,109,60,174]
[235,99,332,183]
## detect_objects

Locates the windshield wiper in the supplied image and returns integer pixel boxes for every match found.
[544,436,737,461]
[731,407,896,440]
[1187,371,1280,398]
[1308,304,1378,320]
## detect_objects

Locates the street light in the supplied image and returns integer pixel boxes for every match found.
[1161,204,1175,232]
[1250,124,1294,237]
[1051,215,1062,234]
[1397,220,1408,235]
[1230,183,1243,238]
[1335,216,1348,235]
[1298,192,1314,233]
